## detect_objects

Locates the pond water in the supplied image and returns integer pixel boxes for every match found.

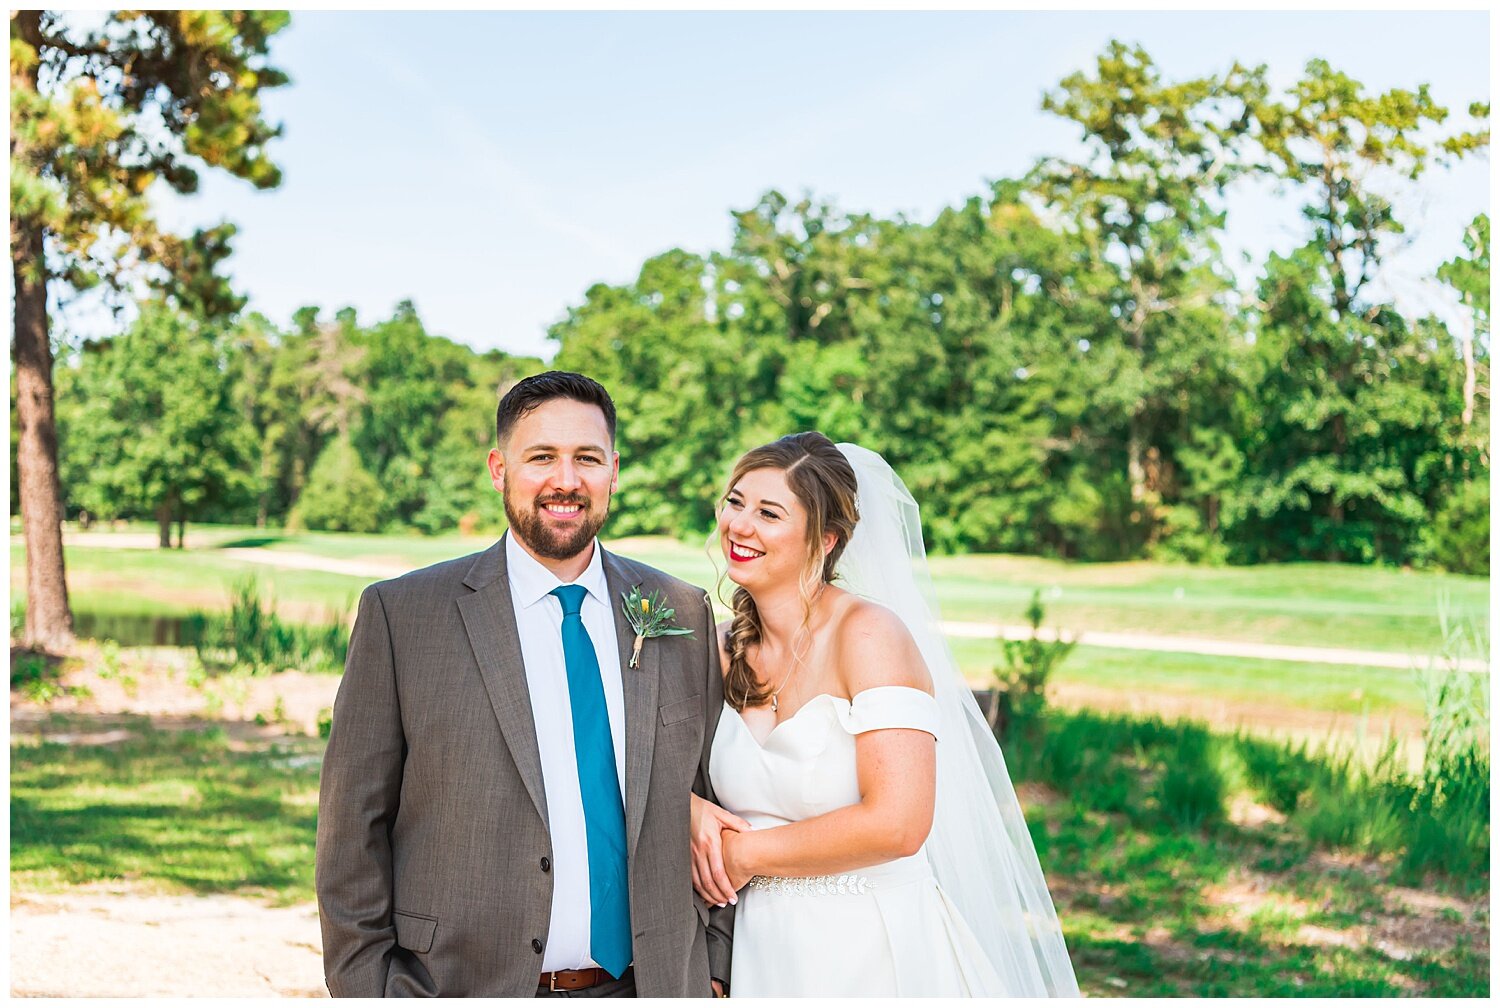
[71,611,206,647]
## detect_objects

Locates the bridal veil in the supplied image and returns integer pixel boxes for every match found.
[834,443,1080,998]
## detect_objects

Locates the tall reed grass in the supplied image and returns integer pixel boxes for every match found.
[1004,607,1489,887]
[191,579,349,676]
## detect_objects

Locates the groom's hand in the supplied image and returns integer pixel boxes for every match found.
[691,794,751,906]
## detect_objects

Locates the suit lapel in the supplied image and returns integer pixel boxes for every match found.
[603,549,660,859]
[457,536,549,829]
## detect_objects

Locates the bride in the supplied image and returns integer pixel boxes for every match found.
[690,432,1078,997]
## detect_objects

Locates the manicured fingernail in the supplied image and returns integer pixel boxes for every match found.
[717,902,727,908]
[729,897,737,905]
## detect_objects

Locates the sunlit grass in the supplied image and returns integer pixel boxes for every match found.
[13,529,1488,657]
[8,696,1485,995]
[9,721,322,905]
[950,638,1427,718]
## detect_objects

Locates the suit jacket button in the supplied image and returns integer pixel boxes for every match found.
[540,856,551,872]
[531,938,544,954]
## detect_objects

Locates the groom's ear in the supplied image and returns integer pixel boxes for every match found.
[610,450,620,493]
[487,448,506,493]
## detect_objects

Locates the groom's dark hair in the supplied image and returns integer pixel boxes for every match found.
[495,370,617,447]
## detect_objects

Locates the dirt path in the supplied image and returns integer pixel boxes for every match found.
[10,887,327,998]
[944,620,1486,673]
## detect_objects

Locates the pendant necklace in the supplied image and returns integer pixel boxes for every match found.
[768,661,797,713]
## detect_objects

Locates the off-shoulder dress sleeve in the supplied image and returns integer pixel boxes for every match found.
[836,685,940,739]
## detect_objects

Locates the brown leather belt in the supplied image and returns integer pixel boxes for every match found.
[538,966,623,992]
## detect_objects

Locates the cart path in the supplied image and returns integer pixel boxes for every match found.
[211,546,1491,672]
[40,533,1484,671]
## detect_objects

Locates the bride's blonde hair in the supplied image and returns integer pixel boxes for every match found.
[719,432,859,711]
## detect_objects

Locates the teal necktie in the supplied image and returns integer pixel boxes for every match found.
[550,585,631,978]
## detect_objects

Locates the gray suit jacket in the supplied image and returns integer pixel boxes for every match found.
[316,536,733,996]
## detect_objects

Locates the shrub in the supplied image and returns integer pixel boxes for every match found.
[10,651,50,690]
[1431,478,1489,575]
[10,649,89,704]
[293,435,384,534]
[1150,503,1230,565]
[989,591,1076,740]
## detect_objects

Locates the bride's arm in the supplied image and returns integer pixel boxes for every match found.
[690,619,753,907]
[721,604,937,885]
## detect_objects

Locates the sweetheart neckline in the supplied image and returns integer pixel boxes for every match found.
[724,693,848,749]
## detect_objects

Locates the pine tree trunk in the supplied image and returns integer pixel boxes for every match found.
[12,223,73,652]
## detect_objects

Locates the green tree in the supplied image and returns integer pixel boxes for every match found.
[1033,41,1263,553]
[226,311,292,528]
[1432,214,1491,573]
[553,248,763,536]
[1232,248,1457,564]
[412,349,542,535]
[849,185,1105,556]
[350,300,477,529]
[1231,63,1489,563]
[292,434,384,534]
[11,10,288,649]
[1437,214,1490,467]
[57,302,256,547]
[1253,60,1488,322]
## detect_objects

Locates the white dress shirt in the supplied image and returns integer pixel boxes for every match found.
[505,533,627,973]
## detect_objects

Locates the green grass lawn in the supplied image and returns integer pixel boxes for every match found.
[596,537,1489,656]
[10,708,1485,996]
[925,554,1487,656]
[12,527,1486,735]
[11,544,368,621]
[1047,805,1487,996]
[949,638,1429,719]
[9,719,321,904]
[16,527,1488,657]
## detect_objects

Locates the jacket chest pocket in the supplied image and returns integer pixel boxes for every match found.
[659,693,702,727]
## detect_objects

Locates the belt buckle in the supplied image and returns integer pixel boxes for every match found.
[548,971,566,993]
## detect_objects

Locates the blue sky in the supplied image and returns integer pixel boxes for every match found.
[118,10,1491,359]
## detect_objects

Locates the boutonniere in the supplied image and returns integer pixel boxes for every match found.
[620,584,696,668]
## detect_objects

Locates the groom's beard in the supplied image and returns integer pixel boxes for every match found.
[505,489,609,561]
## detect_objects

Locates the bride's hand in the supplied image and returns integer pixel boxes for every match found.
[691,793,752,906]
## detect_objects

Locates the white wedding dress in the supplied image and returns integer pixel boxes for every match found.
[709,686,1007,997]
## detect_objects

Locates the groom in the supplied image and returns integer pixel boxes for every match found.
[316,371,732,996]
